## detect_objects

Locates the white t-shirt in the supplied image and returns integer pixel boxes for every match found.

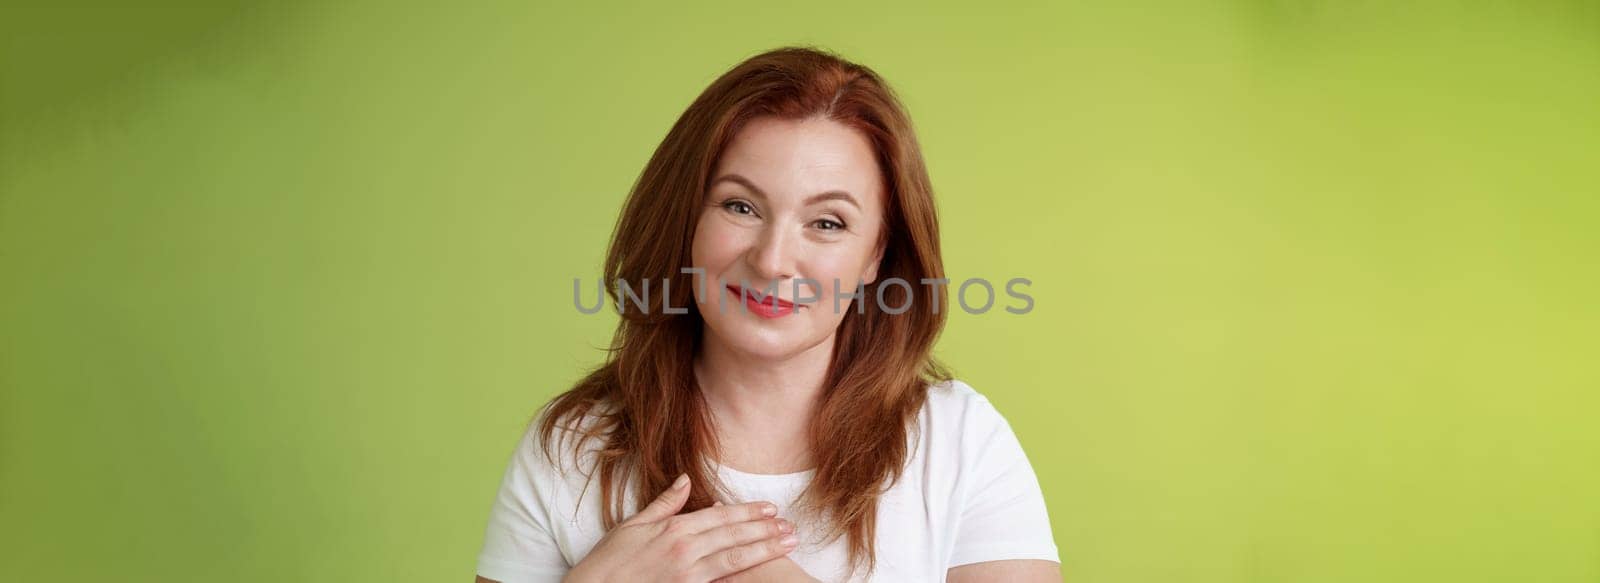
[475,379,1059,582]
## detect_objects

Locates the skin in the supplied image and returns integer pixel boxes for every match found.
[690,114,888,480]
[479,115,1059,582]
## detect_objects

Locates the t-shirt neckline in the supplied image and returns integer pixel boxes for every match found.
[715,462,817,484]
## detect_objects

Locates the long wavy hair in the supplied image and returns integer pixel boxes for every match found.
[538,46,950,578]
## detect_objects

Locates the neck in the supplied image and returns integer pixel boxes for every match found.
[694,329,835,466]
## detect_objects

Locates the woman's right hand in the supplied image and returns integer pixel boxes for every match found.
[563,473,799,583]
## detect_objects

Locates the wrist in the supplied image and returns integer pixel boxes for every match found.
[562,564,601,583]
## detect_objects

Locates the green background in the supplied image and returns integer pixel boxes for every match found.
[3,1,1597,581]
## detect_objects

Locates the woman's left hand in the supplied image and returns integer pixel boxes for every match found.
[711,556,819,583]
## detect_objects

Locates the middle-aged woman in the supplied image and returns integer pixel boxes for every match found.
[475,46,1060,582]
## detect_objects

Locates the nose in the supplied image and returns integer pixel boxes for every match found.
[746,222,797,282]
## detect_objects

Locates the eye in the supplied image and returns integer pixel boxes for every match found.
[813,218,846,231]
[722,200,757,216]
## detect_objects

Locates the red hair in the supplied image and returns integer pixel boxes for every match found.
[539,46,949,578]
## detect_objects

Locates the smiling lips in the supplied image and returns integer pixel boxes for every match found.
[725,285,800,319]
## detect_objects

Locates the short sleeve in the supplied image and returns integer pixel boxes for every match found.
[948,395,1060,568]
[476,414,572,582]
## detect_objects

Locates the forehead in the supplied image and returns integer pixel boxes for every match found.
[711,116,885,206]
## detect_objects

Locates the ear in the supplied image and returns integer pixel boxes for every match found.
[861,239,886,285]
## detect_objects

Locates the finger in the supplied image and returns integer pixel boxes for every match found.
[694,531,800,580]
[622,473,691,526]
[667,500,777,534]
[687,518,793,560]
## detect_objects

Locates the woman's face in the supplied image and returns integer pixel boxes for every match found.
[690,115,887,360]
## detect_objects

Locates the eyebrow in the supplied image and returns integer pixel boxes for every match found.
[709,173,860,210]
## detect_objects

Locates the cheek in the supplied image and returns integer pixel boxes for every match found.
[804,243,874,296]
[691,217,748,272]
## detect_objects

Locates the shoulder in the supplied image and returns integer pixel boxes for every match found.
[513,399,622,489]
[494,399,629,538]
[919,378,1012,434]
[493,398,625,517]
[924,378,985,405]
[907,378,1031,471]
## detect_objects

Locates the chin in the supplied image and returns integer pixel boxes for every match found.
[713,320,829,361]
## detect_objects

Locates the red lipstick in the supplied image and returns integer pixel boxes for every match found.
[726,285,799,319]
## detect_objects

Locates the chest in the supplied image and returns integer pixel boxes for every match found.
[550,467,956,582]
[713,425,814,475]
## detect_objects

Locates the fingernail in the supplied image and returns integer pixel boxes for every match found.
[780,534,799,547]
[761,503,777,517]
[778,520,794,534]
[672,473,689,490]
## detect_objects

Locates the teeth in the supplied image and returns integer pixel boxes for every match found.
[730,286,789,304]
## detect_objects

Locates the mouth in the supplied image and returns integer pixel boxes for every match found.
[725,284,800,319]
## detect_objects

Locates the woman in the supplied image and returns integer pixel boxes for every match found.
[475,47,1059,583]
